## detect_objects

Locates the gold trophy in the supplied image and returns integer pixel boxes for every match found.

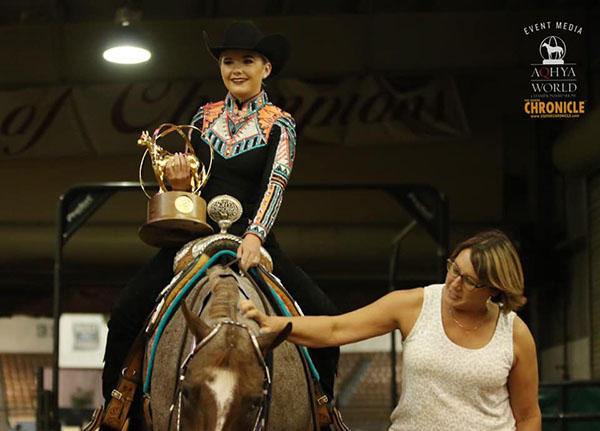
[137,123,214,247]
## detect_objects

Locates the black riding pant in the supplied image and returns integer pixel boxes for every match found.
[102,233,340,404]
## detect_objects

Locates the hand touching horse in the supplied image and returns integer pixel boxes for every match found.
[146,263,316,431]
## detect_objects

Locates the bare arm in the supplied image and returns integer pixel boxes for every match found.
[508,316,542,431]
[240,288,423,348]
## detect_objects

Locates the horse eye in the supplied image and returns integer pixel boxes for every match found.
[250,397,262,409]
[181,383,197,401]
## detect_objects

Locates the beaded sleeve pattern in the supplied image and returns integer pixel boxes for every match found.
[246,112,296,242]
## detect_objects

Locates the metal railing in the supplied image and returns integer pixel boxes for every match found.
[540,380,600,430]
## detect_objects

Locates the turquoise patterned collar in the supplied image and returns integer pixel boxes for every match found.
[225,91,269,117]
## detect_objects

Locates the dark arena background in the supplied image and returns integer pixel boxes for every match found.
[0,1,599,430]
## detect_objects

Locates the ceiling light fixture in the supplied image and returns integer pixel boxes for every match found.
[102,6,151,65]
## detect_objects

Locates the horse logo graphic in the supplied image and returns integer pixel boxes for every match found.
[539,35,566,65]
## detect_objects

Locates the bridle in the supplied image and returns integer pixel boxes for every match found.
[169,320,273,431]
[168,299,273,431]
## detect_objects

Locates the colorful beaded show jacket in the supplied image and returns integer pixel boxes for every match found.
[190,91,296,243]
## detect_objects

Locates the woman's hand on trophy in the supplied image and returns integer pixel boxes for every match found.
[165,153,192,191]
[238,234,262,271]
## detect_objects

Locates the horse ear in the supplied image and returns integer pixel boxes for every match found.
[181,302,211,341]
[258,322,292,354]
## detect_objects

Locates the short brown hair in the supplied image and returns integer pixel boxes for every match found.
[450,229,526,312]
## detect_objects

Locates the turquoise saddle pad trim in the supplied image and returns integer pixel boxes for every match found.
[250,267,320,381]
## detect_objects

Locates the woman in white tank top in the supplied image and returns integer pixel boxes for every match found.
[242,230,542,431]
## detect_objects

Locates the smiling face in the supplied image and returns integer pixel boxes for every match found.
[444,248,495,308]
[219,49,272,103]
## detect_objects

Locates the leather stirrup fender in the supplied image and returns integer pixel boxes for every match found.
[100,330,146,431]
[313,384,332,428]
[103,366,140,430]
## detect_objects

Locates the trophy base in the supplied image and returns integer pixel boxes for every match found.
[139,191,214,247]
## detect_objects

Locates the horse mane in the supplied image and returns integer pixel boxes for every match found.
[207,269,240,320]
[204,268,263,392]
[206,270,251,371]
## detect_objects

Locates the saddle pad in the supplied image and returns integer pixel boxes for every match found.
[253,267,320,381]
[144,253,211,380]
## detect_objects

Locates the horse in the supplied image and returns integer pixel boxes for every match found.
[542,42,564,59]
[142,250,317,431]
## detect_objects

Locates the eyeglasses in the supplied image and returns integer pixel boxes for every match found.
[446,259,487,291]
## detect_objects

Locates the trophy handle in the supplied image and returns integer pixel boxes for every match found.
[138,148,153,199]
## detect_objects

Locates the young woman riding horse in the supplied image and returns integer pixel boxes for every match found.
[102,20,340,428]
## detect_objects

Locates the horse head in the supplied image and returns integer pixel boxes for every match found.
[176,267,292,431]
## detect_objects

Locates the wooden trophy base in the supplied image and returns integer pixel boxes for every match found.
[138,191,214,247]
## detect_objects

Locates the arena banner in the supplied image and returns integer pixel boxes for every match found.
[0,76,468,159]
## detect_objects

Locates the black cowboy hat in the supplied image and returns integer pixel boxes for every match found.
[203,20,290,77]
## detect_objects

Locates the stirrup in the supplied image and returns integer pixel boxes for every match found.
[331,405,351,431]
[317,399,351,431]
[81,405,103,431]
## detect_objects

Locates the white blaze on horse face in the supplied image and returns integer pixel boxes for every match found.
[206,368,237,431]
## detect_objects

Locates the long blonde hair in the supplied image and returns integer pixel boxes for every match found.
[450,229,526,312]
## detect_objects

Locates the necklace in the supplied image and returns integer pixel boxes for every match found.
[448,305,487,331]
